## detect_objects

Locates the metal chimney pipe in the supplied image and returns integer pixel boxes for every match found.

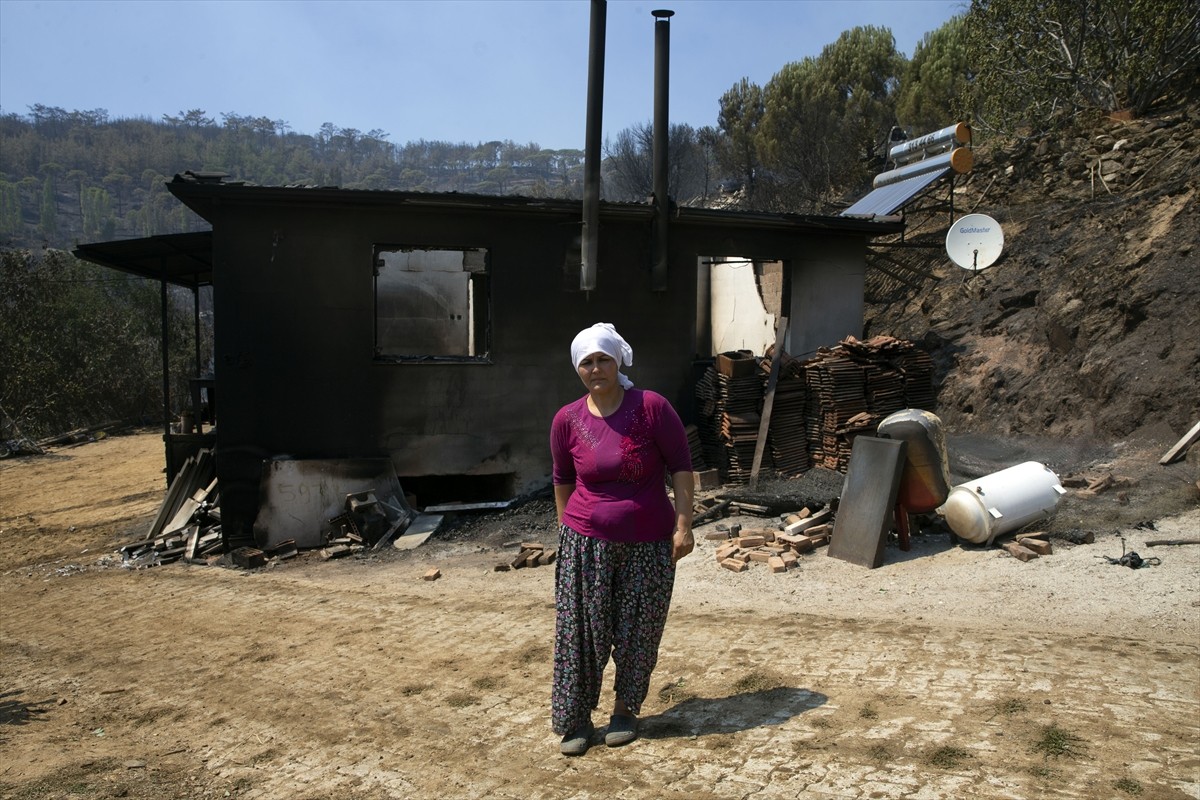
[651,9,673,291]
[581,0,606,291]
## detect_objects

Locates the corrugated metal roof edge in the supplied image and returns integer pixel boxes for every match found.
[167,179,903,237]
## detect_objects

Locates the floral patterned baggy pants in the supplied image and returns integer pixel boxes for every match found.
[551,524,676,736]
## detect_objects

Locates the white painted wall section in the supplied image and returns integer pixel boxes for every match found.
[710,258,776,355]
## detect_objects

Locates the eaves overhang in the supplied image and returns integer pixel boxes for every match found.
[73,230,213,289]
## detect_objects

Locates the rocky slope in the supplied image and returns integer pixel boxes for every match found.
[864,103,1199,448]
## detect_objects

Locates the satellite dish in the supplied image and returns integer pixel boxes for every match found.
[946,213,1004,271]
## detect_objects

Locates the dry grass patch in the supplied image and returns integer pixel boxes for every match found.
[657,677,695,705]
[731,670,783,694]
[926,745,972,769]
[1033,723,1086,759]
[1113,777,1143,795]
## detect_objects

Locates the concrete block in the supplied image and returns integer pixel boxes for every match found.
[693,469,721,491]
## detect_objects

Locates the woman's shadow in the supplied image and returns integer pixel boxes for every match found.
[639,686,827,739]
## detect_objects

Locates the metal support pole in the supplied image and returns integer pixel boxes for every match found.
[651,9,673,291]
[159,260,172,483]
[581,0,606,291]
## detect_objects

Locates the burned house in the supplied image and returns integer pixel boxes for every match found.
[75,177,900,547]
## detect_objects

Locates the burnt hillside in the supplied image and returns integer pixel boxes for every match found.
[865,104,1200,445]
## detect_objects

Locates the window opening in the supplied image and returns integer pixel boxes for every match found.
[374,246,490,362]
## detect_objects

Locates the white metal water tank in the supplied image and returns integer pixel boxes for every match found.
[938,461,1066,545]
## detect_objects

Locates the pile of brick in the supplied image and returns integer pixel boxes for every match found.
[694,351,770,484]
[706,507,833,574]
[803,336,936,472]
[1000,532,1054,562]
[759,346,810,477]
[494,541,557,572]
[692,336,935,483]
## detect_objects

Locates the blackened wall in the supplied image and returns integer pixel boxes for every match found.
[177,186,886,542]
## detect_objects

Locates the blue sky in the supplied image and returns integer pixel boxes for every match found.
[0,0,965,150]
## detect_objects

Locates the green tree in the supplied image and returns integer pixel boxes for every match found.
[102,170,133,216]
[67,168,89,223]
[0,249,196,437]
[164,108,215,127]
[82,186,115,238]
[716,77,765,193]
[896,15,971,136]
[757,26,906,210]
[39,175,58,238]
[0,180,21,238]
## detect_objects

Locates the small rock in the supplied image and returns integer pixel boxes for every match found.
[123,760,145,769]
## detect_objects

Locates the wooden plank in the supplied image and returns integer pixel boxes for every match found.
[750,316,789,490]
[1160,420,1200,465]
[146,453,195,539]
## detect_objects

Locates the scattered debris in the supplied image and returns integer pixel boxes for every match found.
[1144,538,1200,547]
[1097,538,1161,568]
[423,500,513,513]
[704,507,831,574]
[119,449,224,568]
[392,513,443,551]
[494,541,556,572]
[231,547,266,569]
[34,420,129,449]
[1159,420,1200,465]
[1055,529,1097,545]
[0,437,44,458]
[1070,472,1138,497]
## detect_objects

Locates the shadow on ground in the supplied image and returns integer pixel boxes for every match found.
[643,686,827,740]
[0,690,55,727]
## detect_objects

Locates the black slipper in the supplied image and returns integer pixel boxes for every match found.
[605,713,638,747]
[560,719,594,756]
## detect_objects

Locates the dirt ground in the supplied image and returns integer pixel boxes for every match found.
[1,429,1198,800]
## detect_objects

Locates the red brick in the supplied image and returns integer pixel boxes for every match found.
[1017,537,1052,555]
[1001,541,1039,562]
[715,543,740,561]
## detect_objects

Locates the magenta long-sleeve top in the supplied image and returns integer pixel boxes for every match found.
[551,388,692,543]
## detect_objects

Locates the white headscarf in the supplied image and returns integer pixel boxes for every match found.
[570,322,634,389]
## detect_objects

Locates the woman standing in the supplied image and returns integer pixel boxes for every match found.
[549,322,695,756]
